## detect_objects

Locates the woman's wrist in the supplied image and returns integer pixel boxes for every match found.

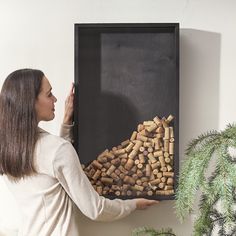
[63,116,73,125]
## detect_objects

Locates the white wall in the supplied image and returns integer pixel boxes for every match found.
[0,0,236,235]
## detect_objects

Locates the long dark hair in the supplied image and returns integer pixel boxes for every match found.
[0,69,44,179]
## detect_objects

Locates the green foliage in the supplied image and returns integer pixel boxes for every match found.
[175,123,236,235]
[132,227,176,236]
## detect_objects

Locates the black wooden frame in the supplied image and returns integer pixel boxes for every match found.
[74,23,179,200]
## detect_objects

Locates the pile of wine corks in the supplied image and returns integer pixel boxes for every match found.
[82,115,175,198]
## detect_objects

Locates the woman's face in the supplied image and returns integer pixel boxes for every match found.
[35,77,57,122]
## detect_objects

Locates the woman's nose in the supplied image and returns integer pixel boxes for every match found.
[53,95,57,103]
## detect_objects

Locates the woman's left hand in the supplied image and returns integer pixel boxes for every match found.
[63,83,75,125]
[135,198,159,210]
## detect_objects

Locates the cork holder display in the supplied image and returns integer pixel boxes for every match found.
[74,23,179,200]
[82,115,175,198]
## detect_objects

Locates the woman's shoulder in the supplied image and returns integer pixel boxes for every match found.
[38,128,70,148]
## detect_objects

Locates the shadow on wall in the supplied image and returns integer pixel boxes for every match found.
[179,28,221,230]
[179,29,221,162]
[76,29,221,236]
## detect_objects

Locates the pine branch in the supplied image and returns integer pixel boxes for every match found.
[175,123,236,234]
[175,146,215,221]
[193,194,215,236]
[215,145,236,224]
[132,227,176,236]
[185,130,219,155]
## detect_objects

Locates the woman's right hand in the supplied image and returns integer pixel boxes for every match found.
[135,198,159,210]
[63,83,75,125]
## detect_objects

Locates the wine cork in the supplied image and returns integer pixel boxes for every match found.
[164,127,170,140]
[96,186,102,195]
[129,149,138,159]
[133,140,143,151]
[153,169,159,175]
[97,156,107,163]
[164,185,173,190]
[110,172,119,181]
[165,157,171,163]
[163,172,174,177]
[137,134,148,142]
[153,116,162,126]
[156,126,164,133]
[92,160,102,169]
[136,179,142,186]
[158,182,165,189]
[139,154,146,164]
[101,177,113,185]
[119,173,125,179]
[111,158,121,166]
[130,131,137,141]
[114,169,121,176]
[118,153,128,159]
[137,163,143,169]
[167,164,173,172]
[164,139,169,152]
[105,152,115,160]
[143,142,152,148]
[106,165,116,176]
[146,164,151,177]
[146,123,157,132]
[166,114,174,124]
[137,124,145,132]
[121,139,130,147]
[131,165,137,173]
[92,169,101,180]
[118,165,128,174]
[154,150,163,157]
[156,190,174,195]
[169,142,174,155]
[169,127,174,138]
[151,162,160,170]
[161,176,167,183]
[125,142,134,152]
[125,158,134,170]
[143,121,155,126]
[164,152,169,158]
[160,167,167,172]
[132,185,144,192]
[103,162,111,169]
[113,148,126,156]
[148,153,157,163]
[137,169,143,177]
[115,191,121,196]
[124,176,135,185]
[149,178,161,185]
[139,146,145,152]
[159,156,166,167]
[127,190,132,196]
[167,177,174,185]
[162,119,168,128]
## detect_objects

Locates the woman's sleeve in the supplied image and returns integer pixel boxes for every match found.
[59,124,74,143]
[53,141,137,221]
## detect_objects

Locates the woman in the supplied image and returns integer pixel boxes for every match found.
[0,69,158,236]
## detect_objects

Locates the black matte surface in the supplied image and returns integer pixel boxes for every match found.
[74,23,179,200]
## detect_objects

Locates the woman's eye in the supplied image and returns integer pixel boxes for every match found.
[48,92,53,97]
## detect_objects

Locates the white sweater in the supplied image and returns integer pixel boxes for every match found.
[3,125,136,236]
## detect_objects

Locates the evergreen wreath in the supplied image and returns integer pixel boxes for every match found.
[175,124,236,235]
[132,227,176,236]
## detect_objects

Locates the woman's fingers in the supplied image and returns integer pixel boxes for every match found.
[136,198,159,210]
[63,83,75,125]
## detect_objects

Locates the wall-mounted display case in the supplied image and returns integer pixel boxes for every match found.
[74,23,179,200]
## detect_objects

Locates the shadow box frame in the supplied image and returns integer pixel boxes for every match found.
[74,23,179,200]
